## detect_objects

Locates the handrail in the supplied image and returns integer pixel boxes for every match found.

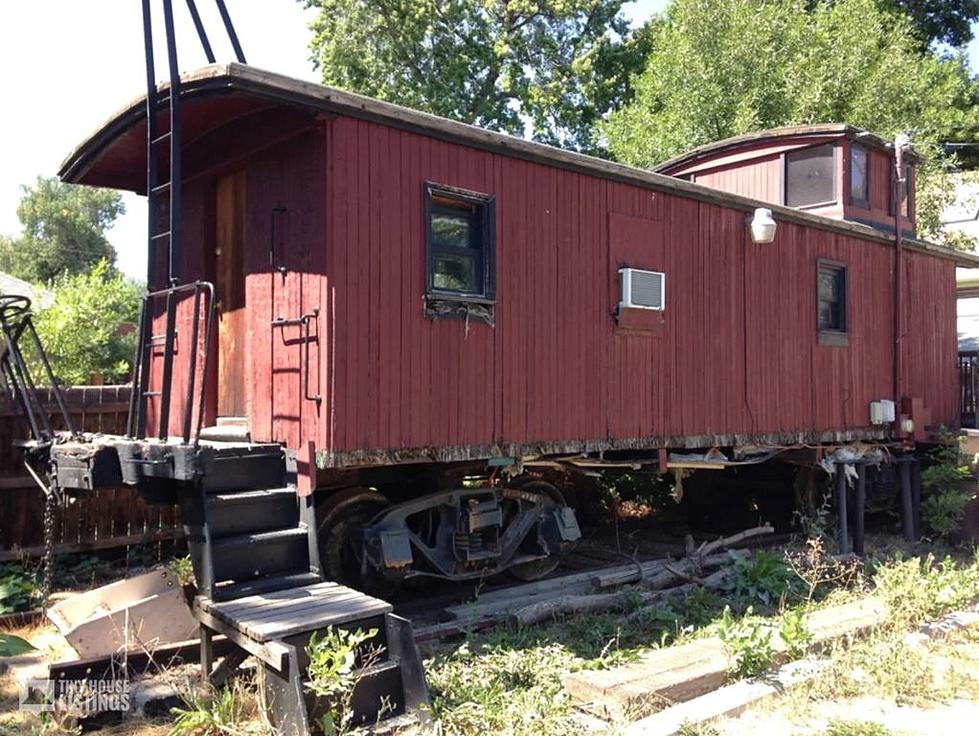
[127,281,215,445]
[0,295,78,443]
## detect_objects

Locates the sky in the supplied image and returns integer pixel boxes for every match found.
[0,0,974,281]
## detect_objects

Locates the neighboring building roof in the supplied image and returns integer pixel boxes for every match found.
[58,63,976,268]
[0,271,53,309]
[653,124,921,175]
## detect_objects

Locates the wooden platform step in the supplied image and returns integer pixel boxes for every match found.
[196,581,393,642]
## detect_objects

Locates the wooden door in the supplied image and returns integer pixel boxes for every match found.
[215,171,247,418]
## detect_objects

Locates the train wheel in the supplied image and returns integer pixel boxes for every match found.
[316,487,396,594]
[507,479,569,582]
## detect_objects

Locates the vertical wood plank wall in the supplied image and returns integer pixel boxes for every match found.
[147,116,958,466]
[324,116,957,458]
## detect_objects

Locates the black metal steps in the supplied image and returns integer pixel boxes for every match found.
[211,526,310,583]
[206,488,299,536]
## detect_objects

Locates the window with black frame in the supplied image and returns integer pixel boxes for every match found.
[425,183,495,300]
[817,259,848,346]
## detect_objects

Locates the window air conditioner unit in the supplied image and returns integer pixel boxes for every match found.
[618,267,665,311]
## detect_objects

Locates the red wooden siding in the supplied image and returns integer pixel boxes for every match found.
[843,146,915,232]
[146,130,327,458]
[694,155,782,208]
[321,117,957,460]
[142,113,957,475]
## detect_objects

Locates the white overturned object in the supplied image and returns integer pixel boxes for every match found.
[46,569,196,658]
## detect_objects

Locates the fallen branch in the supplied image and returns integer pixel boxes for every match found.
[698,525,774,558]
[624,568,734,623]
[511,555,746,629]
[638,550,749,591]
[663,562,707,586]
[507,584,694,630]
[591,550,745,589]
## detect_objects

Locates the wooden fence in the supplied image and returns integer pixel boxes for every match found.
[0,386,181,561]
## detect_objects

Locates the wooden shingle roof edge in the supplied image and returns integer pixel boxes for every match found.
[59,63,979,268]
[652,123,923,174]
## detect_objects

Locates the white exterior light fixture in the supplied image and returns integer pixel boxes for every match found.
[748,207,777,244]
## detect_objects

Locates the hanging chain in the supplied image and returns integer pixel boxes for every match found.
[41,483,57,606]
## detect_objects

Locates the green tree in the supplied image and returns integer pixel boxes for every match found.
[30,260,142,385]
[5,177,124,283]
[604,0,979,246]
[302,0,653,152]
[886,0,979,47]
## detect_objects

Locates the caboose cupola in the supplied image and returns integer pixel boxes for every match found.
[655,124,919,238]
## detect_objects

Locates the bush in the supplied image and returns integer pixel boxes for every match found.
[0,563,38,614]
[923,489,973,540]
[921,438,975,541]
[724,550,800,607]
[29,259,142,385]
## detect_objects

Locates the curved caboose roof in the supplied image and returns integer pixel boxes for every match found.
[653,124,922,176]
[59,63,976,267]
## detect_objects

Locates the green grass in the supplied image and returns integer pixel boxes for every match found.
[425,541,979,735]
[822,719,902,736]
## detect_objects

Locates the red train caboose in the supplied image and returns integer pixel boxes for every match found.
[54,63,979,589]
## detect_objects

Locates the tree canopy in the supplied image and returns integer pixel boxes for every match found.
[602,0,979,244]
[30,260,142,385]
[1,177,124,283]
[302,0,652,152]
[887,0,979,47]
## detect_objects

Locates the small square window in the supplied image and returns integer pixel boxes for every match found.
[785,144,836,208]
[817,260,848,345]
[849,145,869,207]
[425,184,495,301]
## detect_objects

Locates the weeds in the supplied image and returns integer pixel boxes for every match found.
[0,563,38,614]
[923,489,973,540]
[786,536,864,604]
[724,550,801,607]
[715,606,774,679]
[169,556,196,588]
[823,720,897,736]
[778,608,813,659]
[873,552,979,632]
[426,638,580,736]
[813,634,941,706]
[426,544,979,734]
[169,677,260,736]
[676,722,720,736]
[305,626,382,736]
